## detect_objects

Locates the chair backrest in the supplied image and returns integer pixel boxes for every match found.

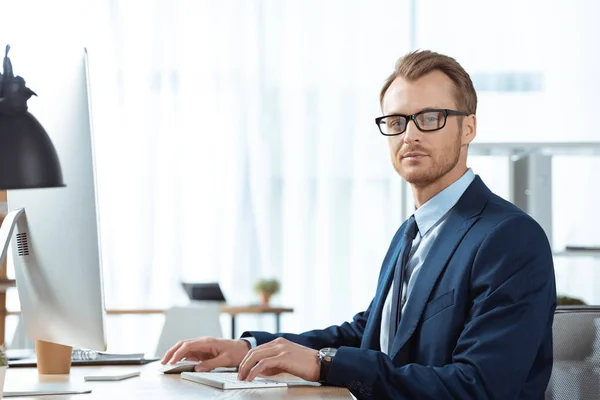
[154,302,223,358]
[546,306,600,400]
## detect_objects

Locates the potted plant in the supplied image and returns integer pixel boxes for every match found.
[254,279,280,306]
[0,347,7,398]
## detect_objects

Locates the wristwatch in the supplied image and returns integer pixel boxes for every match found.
[317,347,338,383]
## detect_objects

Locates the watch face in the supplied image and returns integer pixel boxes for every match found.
[320,347,338,358]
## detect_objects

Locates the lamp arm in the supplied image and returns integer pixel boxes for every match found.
[0,208,25,268]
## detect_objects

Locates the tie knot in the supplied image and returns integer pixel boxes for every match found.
[404,215,418,240]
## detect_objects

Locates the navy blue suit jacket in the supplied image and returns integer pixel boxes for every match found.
[245,176,556,399]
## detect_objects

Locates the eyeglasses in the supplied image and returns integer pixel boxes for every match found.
[375,109,468,136]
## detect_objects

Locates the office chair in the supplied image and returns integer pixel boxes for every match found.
[154,302,224,358]
[545,306,600,400]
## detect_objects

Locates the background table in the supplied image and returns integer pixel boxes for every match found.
[4,363,352,399]
[221,306,294,338]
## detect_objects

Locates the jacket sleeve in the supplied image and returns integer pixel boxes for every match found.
[325,215,556,400]
[242,223,407,349]
[242,300,372,350]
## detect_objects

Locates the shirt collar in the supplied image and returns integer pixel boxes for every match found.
[413,168,476,236]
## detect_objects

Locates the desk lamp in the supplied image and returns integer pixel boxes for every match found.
[0,44,64,190]
[0,44,68,374]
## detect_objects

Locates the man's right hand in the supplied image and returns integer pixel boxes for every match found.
[160,337,251,372]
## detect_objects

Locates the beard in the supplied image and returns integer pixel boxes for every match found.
[395,130,463,187]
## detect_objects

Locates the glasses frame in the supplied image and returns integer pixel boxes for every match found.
[375,109,469,136]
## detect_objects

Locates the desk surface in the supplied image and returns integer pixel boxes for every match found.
[5,363,353,399]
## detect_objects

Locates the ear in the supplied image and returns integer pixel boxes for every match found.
[461,114,477,145]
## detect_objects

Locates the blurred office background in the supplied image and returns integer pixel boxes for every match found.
[1,0,600,354]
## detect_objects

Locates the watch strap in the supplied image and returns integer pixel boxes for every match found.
[318,348,336,383]
[319,357,331,383]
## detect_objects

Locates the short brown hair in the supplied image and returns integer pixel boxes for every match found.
[379,50,477,115]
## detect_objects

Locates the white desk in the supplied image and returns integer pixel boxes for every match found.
[5,363,353,399]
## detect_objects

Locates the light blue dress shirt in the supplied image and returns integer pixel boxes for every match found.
[380,169,475,355]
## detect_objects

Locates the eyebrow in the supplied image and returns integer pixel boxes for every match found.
[384,106,447,116]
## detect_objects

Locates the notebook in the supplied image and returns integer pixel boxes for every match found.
[72,348,145,361]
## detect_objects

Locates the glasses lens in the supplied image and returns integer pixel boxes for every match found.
[416,111,445,131]
[379,116,407,135]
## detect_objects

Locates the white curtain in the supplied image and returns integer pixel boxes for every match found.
[85,0,600,349]
[3,0,600,351]
[84,0,413,339]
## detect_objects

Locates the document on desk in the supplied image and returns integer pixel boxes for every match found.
[3,382,91,397]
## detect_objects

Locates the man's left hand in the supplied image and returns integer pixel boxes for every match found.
[237,337,320,382]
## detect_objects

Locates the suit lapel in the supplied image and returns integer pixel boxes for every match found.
[389,176,490,358]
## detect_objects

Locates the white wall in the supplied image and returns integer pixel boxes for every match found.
[415,0,600,303]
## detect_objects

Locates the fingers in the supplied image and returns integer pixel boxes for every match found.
[161,340,185,364]
[238,345,282,380]
[167,338,216,365]
[168,340,199,365]
[235,338,320,383]
[245,354,285,382]
[194,353,229,372]
[257,367,282,377]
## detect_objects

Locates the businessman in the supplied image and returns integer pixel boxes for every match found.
[162,50,556,399]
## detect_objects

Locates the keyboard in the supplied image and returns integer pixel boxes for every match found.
[180,372,287,390]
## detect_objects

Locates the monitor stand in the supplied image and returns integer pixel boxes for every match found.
[1,209,73,375]
[2,342,84,398]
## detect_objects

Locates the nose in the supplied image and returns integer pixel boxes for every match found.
[403,118,420,144]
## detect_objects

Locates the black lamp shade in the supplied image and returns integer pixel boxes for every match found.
[0,111,64,190]
[0,44,64,190]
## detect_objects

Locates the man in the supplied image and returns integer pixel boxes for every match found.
[162,50,556,399]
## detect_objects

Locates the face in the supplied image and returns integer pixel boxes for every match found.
[381,70,476,188]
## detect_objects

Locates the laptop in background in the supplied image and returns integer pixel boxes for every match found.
[181,282,226,302]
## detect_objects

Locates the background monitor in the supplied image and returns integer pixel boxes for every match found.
[7,48,106,350]
[181,282,227,302]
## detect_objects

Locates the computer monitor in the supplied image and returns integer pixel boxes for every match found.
[5,48,106,351]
